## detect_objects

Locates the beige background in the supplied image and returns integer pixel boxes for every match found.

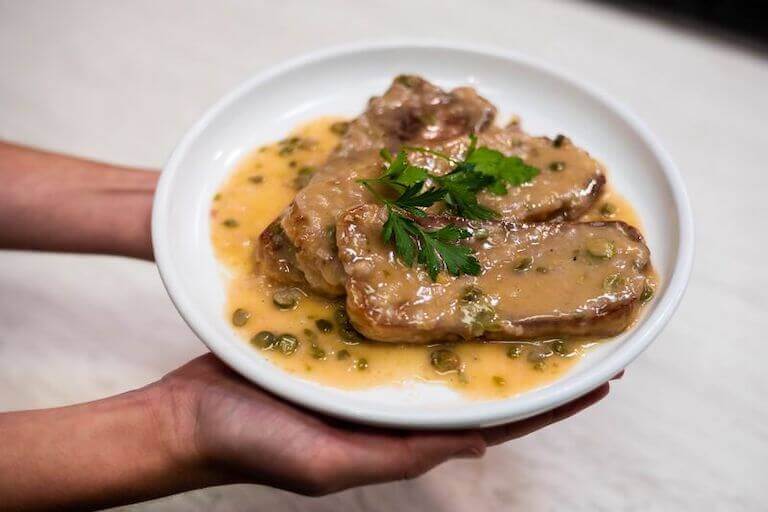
[1,1,766,510]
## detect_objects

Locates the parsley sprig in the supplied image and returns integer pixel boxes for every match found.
[358,135,539,280]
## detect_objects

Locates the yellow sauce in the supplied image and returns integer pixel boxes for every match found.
[211,117,646,399]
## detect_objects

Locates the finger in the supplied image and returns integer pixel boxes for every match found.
[480,382,610,446]
[328,429,486,491]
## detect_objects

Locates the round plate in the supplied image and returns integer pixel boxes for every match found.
[152,41,693,429]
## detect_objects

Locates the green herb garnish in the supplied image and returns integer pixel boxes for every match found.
[359,135,539,280]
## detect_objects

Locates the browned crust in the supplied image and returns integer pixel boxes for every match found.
[254,219,307,287]
[340,205,650,343]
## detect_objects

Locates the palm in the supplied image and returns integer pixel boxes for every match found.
[163,354,609,495]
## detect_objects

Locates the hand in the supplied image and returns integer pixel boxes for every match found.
[151,353,612,496]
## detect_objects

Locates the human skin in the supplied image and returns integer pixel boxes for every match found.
[0,142,615,511]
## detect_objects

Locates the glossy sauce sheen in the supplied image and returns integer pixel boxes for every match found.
[211,118,650,399]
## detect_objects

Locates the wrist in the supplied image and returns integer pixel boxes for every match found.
[141,376,232,489]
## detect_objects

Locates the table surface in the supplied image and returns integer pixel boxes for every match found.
[1,1,766,510]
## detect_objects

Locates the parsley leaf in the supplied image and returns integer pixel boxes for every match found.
[436,163,498,220]
[465,145,540,195]
[381,206,481,281]
[363,135,539,280]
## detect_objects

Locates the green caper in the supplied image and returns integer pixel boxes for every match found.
[533,361,546,371]
[430,349,461,374]
[506,344,524,359]
[512,256,534,272]
[248,175,264,184]
[330,121,350,135]
[326,225,337,242]
[315,319,333,333]
[309,344,326,360]
[231,308,250,327]
[586,238,616,260]
[527,346,553,363]
[551,339,571,356]
[603,273,625,293]
[460,286,484,303]
[335,306,362,343]
[355,358,369,371]
[251,331,276,349]
[336,349,350,360]
[334,304,350,325]
[395,75,418,87]
[600,202,617,217]
[339,326,363,344]
[492,375,506,387]
[473,227,490,240]
[641,284,655,303]
[272,288,301,310]
[548,161,566,172]
[222,218,239,228]
[275,334,299,355]
[303,328,316,339]
[293,166,315,189]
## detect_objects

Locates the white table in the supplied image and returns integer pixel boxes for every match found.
[1,1,766,510]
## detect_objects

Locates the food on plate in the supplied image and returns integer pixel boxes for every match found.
[337,204,651,344]
[257,76,605,297]
[211,76,656,398]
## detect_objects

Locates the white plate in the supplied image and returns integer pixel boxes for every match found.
[152,42,694,429]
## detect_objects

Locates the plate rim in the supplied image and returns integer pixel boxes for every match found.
[152,39,695,429]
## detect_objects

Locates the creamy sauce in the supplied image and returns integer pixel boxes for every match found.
[211,117,649,399]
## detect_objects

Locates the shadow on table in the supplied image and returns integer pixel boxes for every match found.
[587,0,768,56]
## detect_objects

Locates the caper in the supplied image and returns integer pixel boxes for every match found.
[330,121,350,135]
[275,334,299,355]
[231,308,250,327]
[395,75,418,87]
[512,256,534,272]
[548,161,566,172]
[309,344,326,360]
[272,288,301,310]
[460,286,484,302]
[336,349,350,360]
[326,225,336,241]
[293,166,315,189]
[355,358,369,371]
[473,227,489,240]
[430,349,461,374]
[551,339,570,356]
[315,319,333,333]
[586,238,616,260]
[339,326,363,344]
[222,218,239,228]
[303,328,316,339]
[248,175,264,184]
[533,361,546,371]
[600,202,617,217]
[553,134,566,148]
[641,284,655,303]
[506,344,524,359]
[535,266,549,274]
[251,330,276,349]
[603,273,625,293]
[527,346,553,363]
[492,375,506,387]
